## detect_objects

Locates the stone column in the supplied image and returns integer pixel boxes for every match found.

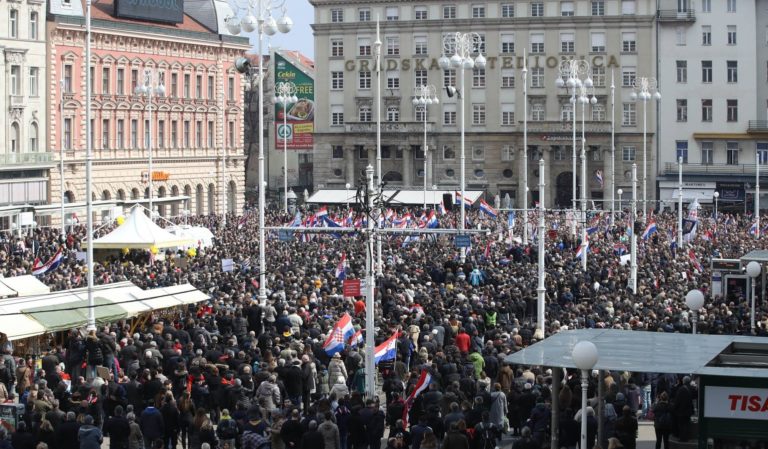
[345,147,355,186]
[402,146,412,187]
[603,147,613,211]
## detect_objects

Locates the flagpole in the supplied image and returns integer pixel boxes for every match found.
[678,156,683,247]
[523,49,528,246]
[757,150,761,240]
[536,158,546,339]
[610,70,615,224]
[365,164,376,398]
[631,163,638,294]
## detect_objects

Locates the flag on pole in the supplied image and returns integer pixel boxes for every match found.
[689,249,702,272]
[322,327,346,356]
[236,215,248,230]
[594,169,604,188]
[750,221,760,237]
[347,329,364,348]
[426,211,438,228]
[438,201,447,216]
[576,236,590,260]
[335,253,347,280]
[455,191,474,208]
[478,199,498,218]
[641,221,658,240]
[315,206,328,218]
[402,370,433,428]
[31,248,64,276]
[483,241,492,259]
[374,332,398,365]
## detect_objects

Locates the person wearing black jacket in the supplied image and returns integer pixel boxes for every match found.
[103,405,131,449]
[161,395,181,449]
[280,409,304,448]
[84,330,103,381]
[54,412,80,449]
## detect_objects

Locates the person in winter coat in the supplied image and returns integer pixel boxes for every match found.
[318,411,340,449]
[255,374,281,417]
[327,354,348,388]
[103,405,131,449]
[78,415,104,449]
[489,383,508,431]
[161,396,181,449]
[614,406,638,449]
[301,355,318,412]
[127,413,144,449]
[441,423,469,449]
[330,376,350,400]
[652,392,673,449]
[140,405,165,449]
[10,421,35,449]
[84,330,104,381]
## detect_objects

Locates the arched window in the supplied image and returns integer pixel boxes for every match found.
[157,186,167,217]
[131,188,140,200]
[29,123,38,152]
[171,186,180,216]
[10,123,19,154]
[64,191,75,203]
[117,189,126,201]
[228,180,237,213]
[196,184,204,215]
[207,184,215,215]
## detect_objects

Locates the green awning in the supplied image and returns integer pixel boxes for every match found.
[22,296,128,333]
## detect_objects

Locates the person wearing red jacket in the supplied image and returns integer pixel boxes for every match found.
[455,328,471,354]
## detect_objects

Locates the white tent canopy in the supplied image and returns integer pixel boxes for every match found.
[0,275,51,297]
[86,207,194,249]
[167,225,215,249]
[307,189,485,206]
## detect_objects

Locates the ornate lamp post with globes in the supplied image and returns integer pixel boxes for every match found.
[630,77,661,221]
[134,70,165,220]
[225,0,292,304]
[439,32,486,263]
[274,81,298,213]
[572,341,599,449]
[412,84,439,210]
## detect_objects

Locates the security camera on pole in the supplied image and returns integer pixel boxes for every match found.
[630,77,661,222]
[439,32,486,263]
[412,85,439,211]
[226,0,293,304]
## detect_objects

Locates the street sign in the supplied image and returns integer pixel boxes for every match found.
[277,123,293,141]
[278,230,294,241]
[454,235,471,248]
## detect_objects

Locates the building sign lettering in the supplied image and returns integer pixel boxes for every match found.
[344,54,620,72]
[114,0,183,24]
[705,386,768,420]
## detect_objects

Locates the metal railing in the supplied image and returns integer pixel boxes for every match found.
[662,162,765,175]
[748,121,768,132]
[656,9,696,21]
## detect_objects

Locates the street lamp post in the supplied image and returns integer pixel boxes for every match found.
[610,70,616,224]
[439,32,486,263]
[374,20,383,276]
[630,164,638,294]
[556,59,591,237]
[85,0,95,331]
[678,157,684,247]
[572,341,599,449]
[630,77,661,221]
[134,70,166,220]
[536,158,546,339]
[617,188,623,213]
[747,261,761,334]
[412,84,439,211]
[714,191,719,228]
[274,81,298,213]
[226,0,293,303]
[345,183,351,209]
[577,83,597,271]
[59,79,66,241]
[686,289,705,335]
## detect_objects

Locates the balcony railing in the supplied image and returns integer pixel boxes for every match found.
[0,152,53,166]
[657,9,696,22]
[748,121,768,132]
[662,162,765,176]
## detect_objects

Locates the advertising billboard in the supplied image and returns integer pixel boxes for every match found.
[274,53,314,150]
[114,0,184,24]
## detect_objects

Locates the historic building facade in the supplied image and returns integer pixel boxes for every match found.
[46,0,249,223]
[0,0,51,219]
[656,0,768,211]
[311,0,657,208]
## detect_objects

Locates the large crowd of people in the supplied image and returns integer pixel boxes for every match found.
[0,201,762,449]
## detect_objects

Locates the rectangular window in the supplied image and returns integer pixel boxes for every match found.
[472,68,486,88]
[727,99,738,122]
[621,0,636,14]
[330,38,344,57]
[207,122,213,147]
[592,103,606,121]
[331,145,344,159]
[195,74,202,98]
[358,8,371,21]
[727,0,736,12]
[358,146,367,159]
[414,69,427,86]
[701,0,711,12]
[727,60,738,83]
[702,60,712,83]
[676,141,689,163]
[195,120,202,147]
[359,71,371,89]
[501,69,515,88]
[502,145,514,161]
[183,121,190,147]
[157,120,165,148]
[331,71,344,90]
[227,76,234,101]
[531,102,545,121]
[130,119,138,148]
[102,119,110,149]
[622,66,636,87]
[501,3,515,17]
[592,1,605,15]
[63,65,73,93]
[386,6,399,20]
[90,67,96,94]
[676,27,687,45]
[116,119,124,149]
[116,68,124,95]
[622,146,636,161]
[561,103,574,121]
[331,105,344,125]
[387,70,400,89]
[622,103,636,126]
[414,36,427,55]
[530,33,544,53]
[10,66,20,96]
[759,143,768,164]
[359,105,372,122]
[443,107,457,125]
[728,25,737,45]
[701,141,713,164]
[727,142,739,165]
[387,106,400,122]
[531,2,544,16]
[29,12,38,40]
[702,99,713,122]
[170,120,178,148]
[228,122,235,148]
[591,32,606,52]
[501,104,515,125]
[9,9,18,38]
[358,37,372,56]
[385,37,400,56]
[331,9,344,22]
[676,61,687,83]
[622,32,637,52]
[443,5,456,19]
[501,33,515,53]
[415,6,428,20]
[64,118,72,150]
[170,73,178,97]
[472,104,486,125]
[561,32,575,53]
[208,75,214,99]
[28,67,38,97]
[531,67,545,87]
[472,4,486,17]
[676,99,688,122]
[561,1,574,16]
[702,26,711,45]
[444,69,456,88]
[101,67,110,94]
[183,74,190,98]
[592,66,606,87]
